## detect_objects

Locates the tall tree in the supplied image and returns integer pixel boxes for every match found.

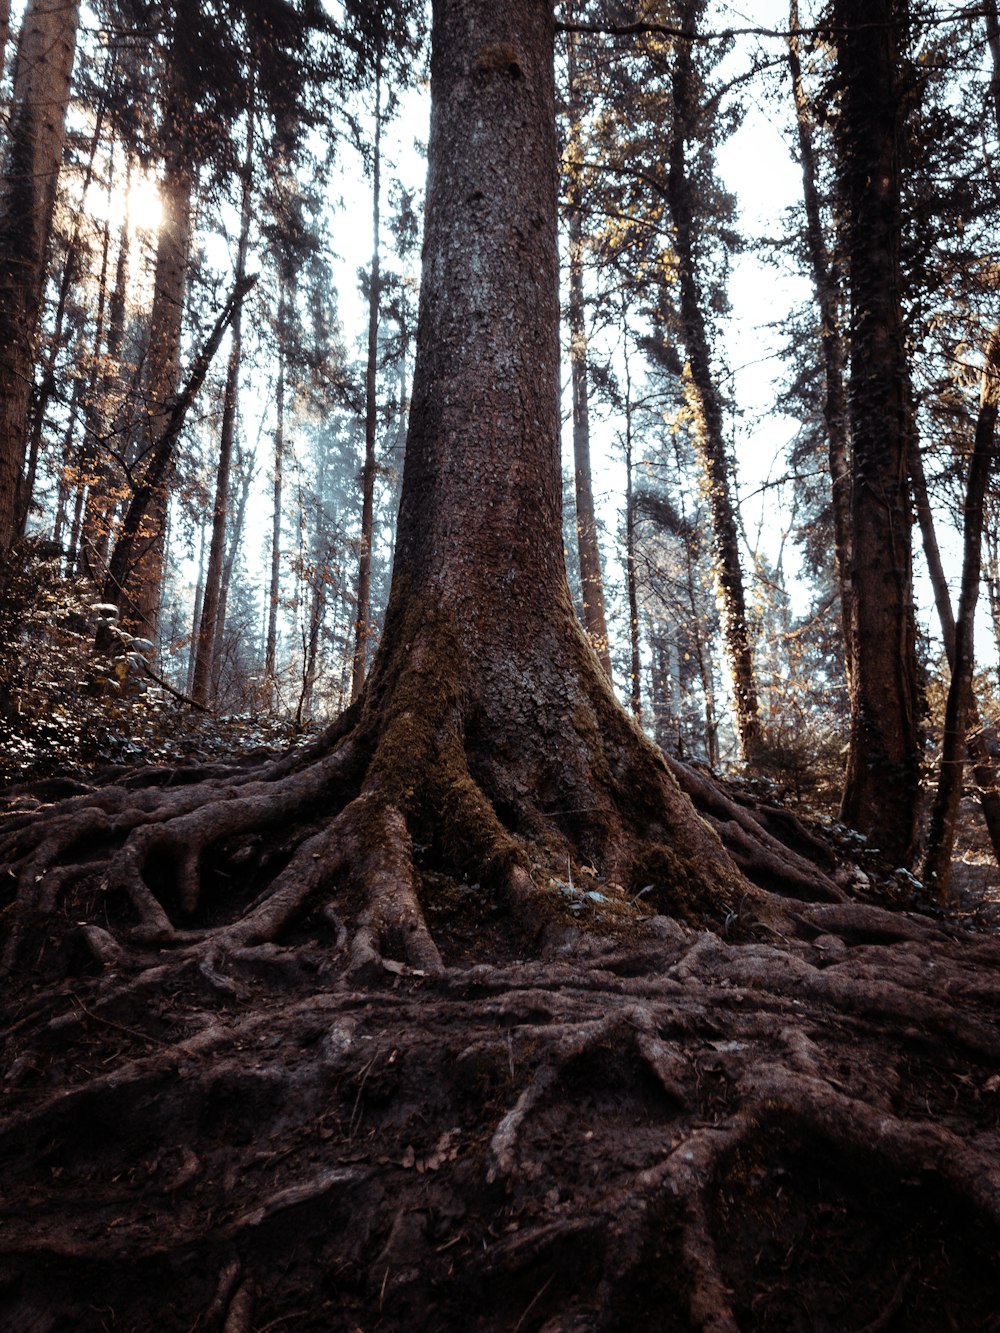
[0,0,81,552]
[191,108,256,706]
[833,0,921,864]
[564,21,612,680]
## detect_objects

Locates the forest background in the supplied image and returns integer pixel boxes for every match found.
[6,0,1000,896]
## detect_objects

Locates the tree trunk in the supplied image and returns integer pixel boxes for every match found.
[787,0,854,688]
[0,0,9,82]
[666,0,761,764]
[910,437,1000,872]
[622,339,641,719]
[266,313,285,691]
[834,0,921,866]
[192,112,254,708]
[566,24,613,681]
[922,329,1000,898]
[119,149,193,640]
[0,0,81,552]
[101,275,255,643]
[352,65,383,703]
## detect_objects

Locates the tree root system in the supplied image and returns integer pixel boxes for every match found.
[1,648,999,1328]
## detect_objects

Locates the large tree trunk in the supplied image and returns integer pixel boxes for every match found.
[0,0,9,82]
[0,0,81,553]
[565,24,613,681]
[666,0,761,764]
[834,0,921,866]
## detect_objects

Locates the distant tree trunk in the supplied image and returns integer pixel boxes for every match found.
[352,62,383,702]
[119,149,193,640]
[79,172,132,578]
[266,310,285,689]
[0,0,81,552]
[986,1,1000,132]
[101,275,255,645]
[192,112,254,707]
[622,342,641,718]
[787,0,854,687]
[0,0,10,81]
[666,0,761,764]
[566,25,612,681]
[188,521,207,695]
[834,0,921,865]
[212,445,253,702]
[922,330,1000,898]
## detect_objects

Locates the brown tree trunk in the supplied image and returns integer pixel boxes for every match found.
[192,113,254,707]
[835,0,921,866]
[787,0,854,688]
[0,0,81,552]
[566,25,612,681]
[666,0,761,764]
[352,63,383,702]
[922,330,1000,898]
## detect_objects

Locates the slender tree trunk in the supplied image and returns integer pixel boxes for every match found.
[188,520,207,695]
[192,112,254,707]
[666,0,761,763]
[622,344,641,718]
[352,64,383,702]
[985,1,1000,132]
[787,0,854,687]
[266,314,285,689]
[101,275,255,643]
[0,0,81,552]
[212,446,252,702]
[922,331,1000,897]
[910,439,1000,869]
[80,169,132,577]
[0,0,10,82]
[834,0,921,865]
[566,25,612,680]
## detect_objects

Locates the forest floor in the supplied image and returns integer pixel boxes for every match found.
[2,734,1000,1332]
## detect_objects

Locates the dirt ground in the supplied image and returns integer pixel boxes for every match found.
[1,772,1000,1331]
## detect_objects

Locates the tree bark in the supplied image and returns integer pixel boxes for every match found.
[352,63,383,702]
[0,0,81,552]
[192,112,255,708]
[787,0,854,688]
[665,0,761,764]
[566,24,613,681]
[622,338,641,718]
[834,0,921,866]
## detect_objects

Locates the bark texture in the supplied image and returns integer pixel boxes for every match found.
[0,0,81,552]
[834,0,921,865]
